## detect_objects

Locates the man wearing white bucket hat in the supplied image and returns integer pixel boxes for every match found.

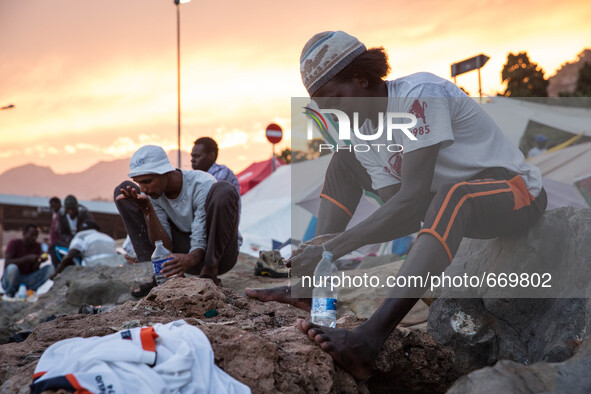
[114,145,240,295]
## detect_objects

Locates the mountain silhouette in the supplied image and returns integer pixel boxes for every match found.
[0,151,192,201]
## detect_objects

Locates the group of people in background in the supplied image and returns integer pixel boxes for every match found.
[1,193,121,298]
[1,136,241,300]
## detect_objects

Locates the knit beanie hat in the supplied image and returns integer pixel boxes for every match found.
[300,31,367,96]
[64,195,78,210]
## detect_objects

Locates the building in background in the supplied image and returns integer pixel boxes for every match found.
[0,194,126,258]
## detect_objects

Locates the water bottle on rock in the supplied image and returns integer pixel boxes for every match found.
[310,250,338,328]
[151,241,173,286]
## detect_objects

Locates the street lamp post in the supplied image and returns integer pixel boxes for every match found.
[174,0,190,168]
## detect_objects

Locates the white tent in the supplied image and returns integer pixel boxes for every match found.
[239,153,389,257]
[480,96,591,146]
[238,155,331,256]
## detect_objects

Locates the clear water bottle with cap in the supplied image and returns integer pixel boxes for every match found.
[151,241,173,286]
[310,250,338,328]
[17,284,27,300]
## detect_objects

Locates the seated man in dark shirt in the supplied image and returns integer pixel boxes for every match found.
[49,194,95,268]
[2,224,54,297]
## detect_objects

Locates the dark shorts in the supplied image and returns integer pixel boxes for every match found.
[320,151,547,261]
[419,167,547,261]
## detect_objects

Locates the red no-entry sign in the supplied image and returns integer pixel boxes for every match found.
[265,123,283,144]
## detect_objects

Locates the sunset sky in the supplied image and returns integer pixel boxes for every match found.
[1,0,590,176]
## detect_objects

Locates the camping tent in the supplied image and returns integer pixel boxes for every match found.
[236,158,283,195]
[239,154,387,256]
[527,141,591,210]
[238,156,329,255]
[480,96,591,148]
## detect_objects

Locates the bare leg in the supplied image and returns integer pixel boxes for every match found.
[316,198,352,235]
[296,234,449,380]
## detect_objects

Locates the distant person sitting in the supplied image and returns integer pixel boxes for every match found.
[48,197,61,245]
[49,194,95,267]
[1,224,54,298]
[52,221,126,278]
[58,195,95,244]
[114,145,240,297]
[191,137,240,194]
[528,135,548,158]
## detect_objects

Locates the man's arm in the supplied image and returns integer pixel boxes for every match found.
[5,254,40,271]
[325,144,440,259]
[78,208,96,230]
[52,248,82,277]
[144,203,173,251]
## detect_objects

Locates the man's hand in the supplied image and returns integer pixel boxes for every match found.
[286,244,324,276]
[161,253,196,277]
[124,254,139,264]
[27,254,42,270]
[286,233,340,264]
[116,185,152,214]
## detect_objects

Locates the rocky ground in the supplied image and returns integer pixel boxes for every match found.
[1,207,590,393]
[0,276,455,393]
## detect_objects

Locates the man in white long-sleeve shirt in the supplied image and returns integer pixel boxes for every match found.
[114,145,240,294]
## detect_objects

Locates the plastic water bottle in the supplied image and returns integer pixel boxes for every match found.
[17,284,27,300]
[41,243,49,261]
[310,250,338,328]
[151,241,173,286]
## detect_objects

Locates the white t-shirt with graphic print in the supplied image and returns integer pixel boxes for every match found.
[351,72,542,197]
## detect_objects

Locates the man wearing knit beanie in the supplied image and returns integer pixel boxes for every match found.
[247,30,547,379]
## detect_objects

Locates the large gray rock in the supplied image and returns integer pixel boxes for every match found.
[447,301,591,393]
[0,302,28,344]
[429,298,586,374]
[425,207,591,391]
[0,262,153,343]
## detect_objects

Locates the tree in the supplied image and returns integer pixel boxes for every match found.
[279,138,331,164]
[575,62,591,96]
[559,62,591,97]
[501,52,548,97]
[278,148,292,164]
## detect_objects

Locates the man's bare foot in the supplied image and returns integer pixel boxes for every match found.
[296,319,380,380]
[245,286,311,311]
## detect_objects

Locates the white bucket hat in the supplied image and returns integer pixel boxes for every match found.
[128,145,175,177]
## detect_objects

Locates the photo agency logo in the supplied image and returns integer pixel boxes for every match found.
[303,106,419,153]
